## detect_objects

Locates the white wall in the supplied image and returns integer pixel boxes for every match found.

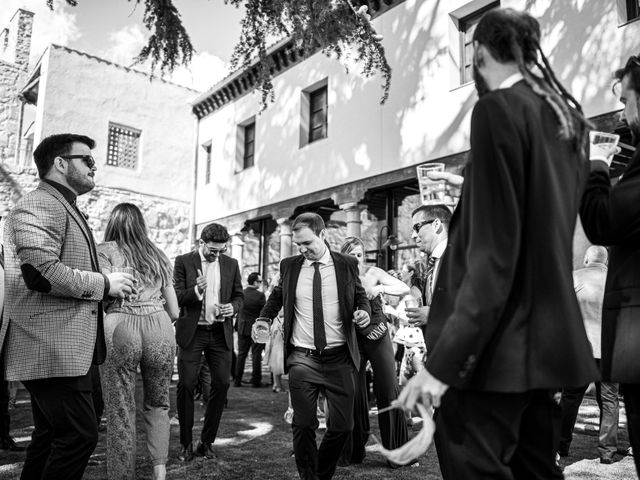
[35,46,197,203]
[195,0,640,224]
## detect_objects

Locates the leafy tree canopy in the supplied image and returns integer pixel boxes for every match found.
[46,0,392,108]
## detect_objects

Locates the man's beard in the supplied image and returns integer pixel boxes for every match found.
[66,162,94,195]
[473,63,491,98]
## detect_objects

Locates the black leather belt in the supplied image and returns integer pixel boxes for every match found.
[197,323,223,331]
[293,345,348,357]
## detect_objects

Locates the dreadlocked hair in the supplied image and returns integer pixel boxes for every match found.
[474,8,592,154]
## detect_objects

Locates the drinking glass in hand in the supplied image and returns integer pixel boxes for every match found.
[417,163,446,205]
[252,318,271,344]
[589,131,619,166]
[111,266,137,306]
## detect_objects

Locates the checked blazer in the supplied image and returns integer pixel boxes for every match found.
[0,181,106,381]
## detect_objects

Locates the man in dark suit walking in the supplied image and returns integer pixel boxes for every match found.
[174,223,243,462]
[580,54,640,475]
[234,272,267,387]
[0,134,135,480]
[399,8,598,479]
[257,212,371,480]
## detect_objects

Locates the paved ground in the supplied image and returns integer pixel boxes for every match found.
[0,369,636,479]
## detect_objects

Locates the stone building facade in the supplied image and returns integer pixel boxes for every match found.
[0,9,33,163]
[0,9,196,259]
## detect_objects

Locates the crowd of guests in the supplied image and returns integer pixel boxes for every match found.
[2,6,640,480]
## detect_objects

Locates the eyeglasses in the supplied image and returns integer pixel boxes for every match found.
[203,244,227,255]
[412,219,436,234]
[59,155,96,169]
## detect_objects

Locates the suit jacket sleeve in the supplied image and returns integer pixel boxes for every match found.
[174,254,200,307]
[426,94,525,388]
[260,261,285,321]
[579,160,640,245]
[12,197,105,300]
[229,259,244,315]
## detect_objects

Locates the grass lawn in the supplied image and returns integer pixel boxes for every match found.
[0,372,636,479]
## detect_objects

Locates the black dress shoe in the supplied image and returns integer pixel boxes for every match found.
[195,441,216,459]
[0,436,25,451]
[251,382,269,388]
[178,443,193,462]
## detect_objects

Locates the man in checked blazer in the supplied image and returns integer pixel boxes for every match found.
[0,134,135,480]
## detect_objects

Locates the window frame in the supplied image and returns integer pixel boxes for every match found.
[308,85,328,144]
[243,121,255,170]
[458,2,499,85]
[106,122,141,170]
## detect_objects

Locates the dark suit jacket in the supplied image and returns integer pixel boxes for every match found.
[259,251,371,373]
[237,286,266,336]
[173,251,244,350]
[425,81,598,392]
[580,146,640,383]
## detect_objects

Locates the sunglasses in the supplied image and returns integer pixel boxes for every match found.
[412,219,436,234]
[60,155,96,169]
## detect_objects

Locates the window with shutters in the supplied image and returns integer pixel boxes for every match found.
[458,2,499,85]
[308,86,328,143]
[243,121,255,169]
[107,123,141,169]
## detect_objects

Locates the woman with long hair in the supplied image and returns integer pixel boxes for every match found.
[98,203,179,480]
[400,262,425,304]
[339,236,410,467]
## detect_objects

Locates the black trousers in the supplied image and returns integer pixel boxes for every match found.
[21,372,99,480]
[435,388,563,480]
[177,325,231,446]
[622,383,640,475]
[288,347,356,480]
[235,333,264,386]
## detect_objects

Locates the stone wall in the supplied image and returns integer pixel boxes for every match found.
[0,10,33,163]
[0,165,191,261]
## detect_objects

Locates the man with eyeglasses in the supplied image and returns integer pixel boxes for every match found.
[405,204,452,332]
[0,133,136,480]
[580,54,640,475]
[173,223,243,462]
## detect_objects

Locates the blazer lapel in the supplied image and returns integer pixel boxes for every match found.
[330,252,348,318]
[284,256,304,343]
[39,182,100,271]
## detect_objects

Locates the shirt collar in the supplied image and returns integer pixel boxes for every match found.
[431,239,447,259]
[43,179,77,205]
[304,246,332,266]
[199,249,218,264]
[497,72,524,90]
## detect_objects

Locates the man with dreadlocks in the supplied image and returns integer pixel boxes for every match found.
[580,55,640,476]
[398,7,598,479]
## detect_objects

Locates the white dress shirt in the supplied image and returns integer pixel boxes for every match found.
[498,72,524,90]
[291,248,344,349]
[197,250,220,325]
